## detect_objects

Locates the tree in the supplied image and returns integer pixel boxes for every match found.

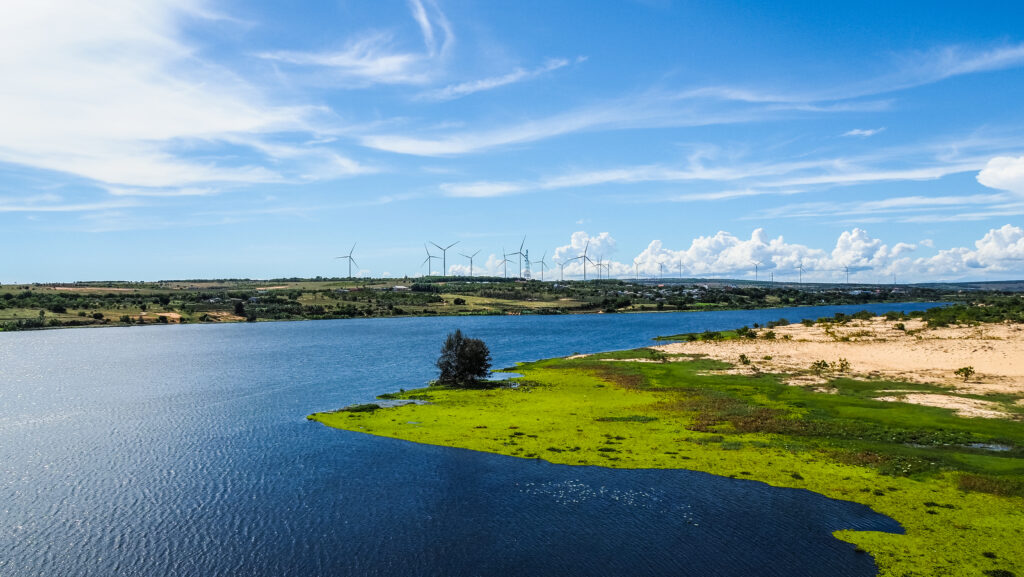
[436,329,492,386]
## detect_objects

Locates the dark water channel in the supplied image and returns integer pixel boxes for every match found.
[0,304,939,576]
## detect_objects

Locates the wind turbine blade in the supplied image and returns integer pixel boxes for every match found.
[350,242,357,256]
[430,241,443,251]
[350,258,359,269]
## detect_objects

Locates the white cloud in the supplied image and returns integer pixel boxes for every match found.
[0,0,367,195]
[361,88,869,156]
[544,226,1024,281]
[977,155,1024,195]
[259,0,453,86]
[439,148,988,200]
[420,57,578,101]
[843,128,885,137]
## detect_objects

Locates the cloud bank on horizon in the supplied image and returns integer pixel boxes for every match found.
[1,0,1023,282]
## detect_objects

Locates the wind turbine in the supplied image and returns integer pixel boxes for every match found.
[497,248,511,279]
[430,240,459,277]
[595,255,604,280]
[569,240,595,280]
[658,262,665,279]
[634,259,639,281]
[844,265,851,284]
[532,251,550,281]
[751,260,761,283]
[335,243,358,278]
[422,244,438,277]
[558,262,568,282]
[459,250,481,277]
[508,236,527,278]
[797,263,805,284]
[678,260,683,279]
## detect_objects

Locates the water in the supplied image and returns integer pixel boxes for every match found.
[0,303,939,577]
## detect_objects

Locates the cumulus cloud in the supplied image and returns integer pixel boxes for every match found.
[545,226,1024,281]
[977,156,1024,195]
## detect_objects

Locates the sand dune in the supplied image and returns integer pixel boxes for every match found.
[653,317,1024,417]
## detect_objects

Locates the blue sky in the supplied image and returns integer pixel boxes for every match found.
[2,0,1024,283]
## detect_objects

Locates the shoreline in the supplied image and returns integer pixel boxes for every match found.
[309,317,1024,576]
[0,298,950,333]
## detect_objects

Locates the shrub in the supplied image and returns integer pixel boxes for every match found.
[738,354,751,365]
[834,358,851,373]
[342,403,381,413]
[810,359,831,375]
[955,366,976,382]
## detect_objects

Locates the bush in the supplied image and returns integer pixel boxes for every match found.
[810,359,830,375]
[955,366,976,382]
[436,329,492,386]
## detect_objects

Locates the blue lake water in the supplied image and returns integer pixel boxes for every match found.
[0,303,940,576]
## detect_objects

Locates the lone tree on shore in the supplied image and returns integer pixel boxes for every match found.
[436,329,492,387]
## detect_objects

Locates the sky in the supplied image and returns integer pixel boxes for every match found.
[2,0,1024,283]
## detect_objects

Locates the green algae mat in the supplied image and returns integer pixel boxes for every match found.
[310,349,1024,577]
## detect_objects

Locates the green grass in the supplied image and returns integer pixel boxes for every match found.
[310,348,1024,577]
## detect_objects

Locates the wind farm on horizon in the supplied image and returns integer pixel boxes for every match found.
[328,237,908,287]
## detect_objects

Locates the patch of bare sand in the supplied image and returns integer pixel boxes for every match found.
[654,317,1024,415]
[874,393,1011,419]
[142,312,182,320]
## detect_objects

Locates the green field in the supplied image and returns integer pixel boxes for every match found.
[0,277,968,331]
[310,347,1024,576]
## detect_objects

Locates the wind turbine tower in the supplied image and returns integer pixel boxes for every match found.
[335,243,358,278]
[497,249,511,279]
[422,244,438,277]
[569,240,594,281]
[430,240,459,277]
[532,251,549,281]
[751,260,761,283]
[460,250,481,277]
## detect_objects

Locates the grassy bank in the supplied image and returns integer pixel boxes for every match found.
[310,349,1024,576]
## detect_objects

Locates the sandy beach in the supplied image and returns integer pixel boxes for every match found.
[652,317,1024,417]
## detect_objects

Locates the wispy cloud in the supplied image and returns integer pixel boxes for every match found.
[439,140,993,199]
[258,0,453,86]
[691,43,1024,104]
[0,197,139,213]
[843,127,885,137]
[0,0,368,194]
[361,93,830,156]
[419,57,583,101]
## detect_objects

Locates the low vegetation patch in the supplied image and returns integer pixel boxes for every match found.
[311,306,1024,576]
